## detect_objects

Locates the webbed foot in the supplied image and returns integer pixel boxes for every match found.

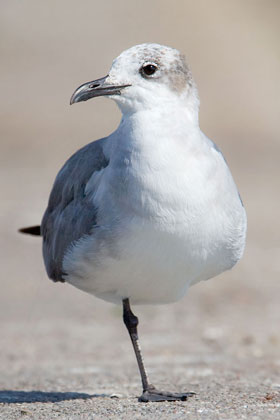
[139,385,195,402]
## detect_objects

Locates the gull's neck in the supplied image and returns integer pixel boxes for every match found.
[118,103,199,148]
[104,104,202,173]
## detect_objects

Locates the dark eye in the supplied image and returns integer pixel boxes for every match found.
[141,63,158,77]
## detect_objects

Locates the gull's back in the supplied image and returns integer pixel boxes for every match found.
[41,138,108,282]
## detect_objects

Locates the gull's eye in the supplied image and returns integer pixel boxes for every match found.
[140,63,158,77]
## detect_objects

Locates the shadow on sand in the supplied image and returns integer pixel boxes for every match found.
[0,390,111,404]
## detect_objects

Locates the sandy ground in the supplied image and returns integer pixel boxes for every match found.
[1,1,280,419]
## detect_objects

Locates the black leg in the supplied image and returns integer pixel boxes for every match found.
[122,298,195,402]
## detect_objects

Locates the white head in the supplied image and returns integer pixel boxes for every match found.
[70,43,199,117]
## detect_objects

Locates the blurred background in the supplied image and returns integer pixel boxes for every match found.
[0,0,280,416]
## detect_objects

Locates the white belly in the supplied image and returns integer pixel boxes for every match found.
[63,203,246,305]
[62,138,247,305]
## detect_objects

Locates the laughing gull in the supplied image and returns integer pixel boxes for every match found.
[20,43,247,402]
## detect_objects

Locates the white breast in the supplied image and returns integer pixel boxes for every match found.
[63,127,246,305]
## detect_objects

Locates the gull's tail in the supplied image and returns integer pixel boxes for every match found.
[19,225,41,236]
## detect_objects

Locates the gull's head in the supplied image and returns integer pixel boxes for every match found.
[70,43,199,115]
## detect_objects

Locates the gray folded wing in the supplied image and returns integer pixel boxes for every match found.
[41,138,109,282]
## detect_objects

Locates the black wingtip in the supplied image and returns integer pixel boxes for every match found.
[19,225,41,236]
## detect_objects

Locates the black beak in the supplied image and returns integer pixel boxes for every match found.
[70,75,130,105]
